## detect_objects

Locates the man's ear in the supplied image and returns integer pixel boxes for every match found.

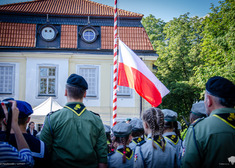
[206,94,213,107]
[65,89,67,96]
[83,91,87,98]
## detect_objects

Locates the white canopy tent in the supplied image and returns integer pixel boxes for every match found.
[30,97,63,129]
[32,97,63,116]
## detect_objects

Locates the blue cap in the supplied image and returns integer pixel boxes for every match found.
[190,101,207,117]
[2,98,33,118]
[162,109,178,122]
[67,74,88,90]
[129,117,144,132]
[112,122,132,137]
[16,100,33,118]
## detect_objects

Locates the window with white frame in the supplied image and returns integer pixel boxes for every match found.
[77,65,99,97]
[117,85,131,96]
[38,66,57,96]
[0,64,15,95]
[111,66,132,96]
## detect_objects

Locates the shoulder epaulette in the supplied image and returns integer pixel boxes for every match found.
[137,139,146,146]
[46,109,60,116]
[89,110,100,117]
[191,117,204,127]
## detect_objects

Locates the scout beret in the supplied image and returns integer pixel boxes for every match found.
[104,124,111,133]
[162,109,178,122]
[190,101,207,117]
[112,122,132,137]
[129,118,144,132]
[16,100,33,118]
[2,98,33,118]
[206,76,235,98]
[67,74,88,90]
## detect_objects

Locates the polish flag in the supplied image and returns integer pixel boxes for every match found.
[118,40,169,107]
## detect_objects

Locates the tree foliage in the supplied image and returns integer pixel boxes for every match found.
[192,0,235,90]
[142,0,235,119]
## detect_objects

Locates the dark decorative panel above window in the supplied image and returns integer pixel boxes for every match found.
[36,24,61,48]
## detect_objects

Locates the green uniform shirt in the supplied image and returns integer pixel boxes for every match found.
[181,108,235,168]
[40,102,107,168]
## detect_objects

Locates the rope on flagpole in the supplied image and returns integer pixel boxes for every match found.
[112,0,118,127]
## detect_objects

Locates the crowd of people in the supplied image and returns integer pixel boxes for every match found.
[0,74,234,168]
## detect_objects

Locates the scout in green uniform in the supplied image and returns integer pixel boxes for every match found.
[181,76,235,168]
[129,117,145,150]
[40,74,107,168]
[108,122,134,168]
[179,101,207,165]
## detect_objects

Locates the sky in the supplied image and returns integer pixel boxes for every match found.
[0,0,220,22]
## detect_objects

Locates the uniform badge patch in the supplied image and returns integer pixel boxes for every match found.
[134,154,138,161]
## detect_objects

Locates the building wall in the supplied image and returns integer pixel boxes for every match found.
[0,52,154,125]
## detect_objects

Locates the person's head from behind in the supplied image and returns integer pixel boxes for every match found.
[190,101,207,123]
[65,74,88,101]
[16,100,33,127]
[142,107,165,151]
[0,99,33,127]
[129,117,144,138]
[112,122,132,163]
[104,124,111,142]
[204,76,235,115]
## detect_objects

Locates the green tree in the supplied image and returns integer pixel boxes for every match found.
[192,0,235,92]
[142,0,234,119]
[153,14,202,117]
[142,14,166,50]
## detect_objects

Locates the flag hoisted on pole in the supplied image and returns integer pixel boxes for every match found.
[112,0,118,126]
[118,40,170,107]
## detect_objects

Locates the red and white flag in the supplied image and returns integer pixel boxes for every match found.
[118,40,169,107]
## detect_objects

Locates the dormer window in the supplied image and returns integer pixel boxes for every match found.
[39,25,58,42]
[82,29,96,42]
[79,26,99,43]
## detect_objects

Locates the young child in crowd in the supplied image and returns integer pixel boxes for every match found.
[108,122,134,168]
[134,107,176,168]
[162,109,182,168]
[129,117,145,150]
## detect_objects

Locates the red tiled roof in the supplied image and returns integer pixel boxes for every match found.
[0,23,153,50]
[0,22,36,47]
[101,26,153,50]
[0,0,143,17]
[60,25,77,48]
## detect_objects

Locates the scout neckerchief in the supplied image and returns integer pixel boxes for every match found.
[132,137,145,145]
[65,103,86,117]
[117,147,133,160]
[213,113,235,129]
[148,135,166,149]
[164,134,179,145]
